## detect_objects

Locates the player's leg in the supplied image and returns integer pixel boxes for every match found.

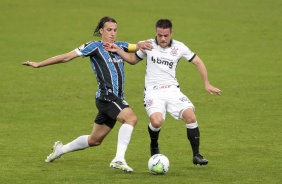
[166,89,208,165]
[45,122,111,163]
[182,108,208,165]
[110,107,137,172]
[96,93,137,172]
[144,91,166,156]
[115,107,137,161]
[148,112,163,156]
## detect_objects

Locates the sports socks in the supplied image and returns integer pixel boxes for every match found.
[61,135,90,155]
[113,123,134,162]
[186,122,200,156]
[148,123,161,148]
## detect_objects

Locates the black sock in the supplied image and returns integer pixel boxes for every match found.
[187,127,200,156]
[148,125,160,147]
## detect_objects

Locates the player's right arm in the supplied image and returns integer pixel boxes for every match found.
[22,50,79,68]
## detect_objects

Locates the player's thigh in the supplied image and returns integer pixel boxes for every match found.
[144,92,166,120]
[96,95,136,125]
[167,90,194,120]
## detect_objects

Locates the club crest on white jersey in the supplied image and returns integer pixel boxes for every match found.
[170,47,178,56]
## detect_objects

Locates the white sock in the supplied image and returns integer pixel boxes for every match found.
[186,122,198,129]
[60,135,89,155]
[149,122,161,132]
[114,124,134,162]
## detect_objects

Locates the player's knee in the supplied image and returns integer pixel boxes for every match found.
[150,115,163,128]
[186,116,197,124]
[125,114,138,126]
[151,121,162,128]
[182,109,197,124]
[183,113,197,124]
[151,119,163,128]
[131,115,138,124]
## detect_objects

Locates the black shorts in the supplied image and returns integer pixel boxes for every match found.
[95,93,130,128]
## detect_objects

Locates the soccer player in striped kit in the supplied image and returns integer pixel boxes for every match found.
[104,18,222,166]
[22,16,152,172]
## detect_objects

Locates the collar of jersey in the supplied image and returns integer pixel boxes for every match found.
[154,37,173,47]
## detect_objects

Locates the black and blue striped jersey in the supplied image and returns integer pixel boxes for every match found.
[75,41,130,99]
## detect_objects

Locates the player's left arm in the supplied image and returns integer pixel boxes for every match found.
[191,55,222,95]
[128,40,152,52]
[104,42,140,65]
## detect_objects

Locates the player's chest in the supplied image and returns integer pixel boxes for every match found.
[148,47,180,60]
[146,48,180,69]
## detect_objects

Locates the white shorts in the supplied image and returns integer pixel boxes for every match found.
[144,85,195,120]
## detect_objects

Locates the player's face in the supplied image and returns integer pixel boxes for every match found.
[156,28,172,48]
[100,22,117,43]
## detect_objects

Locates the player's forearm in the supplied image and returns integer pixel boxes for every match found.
[197,64,210,85]
[116,48,139,64]
[37,55,65,67]
[37,51,77,67]
[192,56,210,85]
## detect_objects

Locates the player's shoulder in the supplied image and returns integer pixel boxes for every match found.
[77,40,101,50]
[114,41,129,46]
[148,38,158,47]
[80,40,101,47]
[85,40,102,45]
[171,39,191,51]
[171,39,187,47]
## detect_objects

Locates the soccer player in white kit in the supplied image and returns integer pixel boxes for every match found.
[104,19,222,165]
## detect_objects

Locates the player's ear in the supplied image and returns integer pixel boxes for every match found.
[99,28,103,35]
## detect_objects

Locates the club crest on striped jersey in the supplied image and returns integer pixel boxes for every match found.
[122,100,129,105]
[78,41,91,50]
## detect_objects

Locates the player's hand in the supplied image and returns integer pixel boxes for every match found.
[205,83,222,95]
[22,61,40,68]
[137,40,152,52]
[103,42,119,52]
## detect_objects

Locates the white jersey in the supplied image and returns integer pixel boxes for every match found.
[136,38,196,88]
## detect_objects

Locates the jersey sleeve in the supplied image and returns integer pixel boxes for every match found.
[135,49,146,60]
[135,38,155,60]
[75,41,99,57]
[181,43,196,62]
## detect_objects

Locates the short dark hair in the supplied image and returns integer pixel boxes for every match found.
[155,19,172,30]
[93,16,117,37]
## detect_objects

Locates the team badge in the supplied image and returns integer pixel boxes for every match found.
[146,99,154,107]
[170,47,178,56]
[78,41,91,51]
[78,44,86,50]
[122,100,129,105]
[179,97,189,102]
